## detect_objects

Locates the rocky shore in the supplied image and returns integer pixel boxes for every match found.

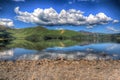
[0,59,120,80]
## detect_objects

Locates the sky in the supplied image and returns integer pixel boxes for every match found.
[0,0,120,33]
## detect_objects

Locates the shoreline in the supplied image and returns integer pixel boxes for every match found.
[0,59,120,80]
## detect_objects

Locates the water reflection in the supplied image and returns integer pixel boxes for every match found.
[0,49,14,60]
[45,43,120,54]
[0,42,120,60]
[18,51,114,60]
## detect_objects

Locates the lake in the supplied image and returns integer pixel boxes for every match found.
[0,41,120,60]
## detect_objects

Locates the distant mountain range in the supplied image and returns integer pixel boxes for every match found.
[0,26,120,42]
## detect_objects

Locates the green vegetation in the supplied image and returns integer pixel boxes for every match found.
[0,25,12,41]
[3,25,118,42]
[8,26,83,42]
[1,26,81,50]
[0,25,120,51]
[110,33,120,43]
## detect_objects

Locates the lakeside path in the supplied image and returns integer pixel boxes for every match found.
[0,59,120,80]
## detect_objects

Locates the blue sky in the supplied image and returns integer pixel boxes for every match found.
[0,0,120,33]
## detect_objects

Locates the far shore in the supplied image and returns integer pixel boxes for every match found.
[0,59,120,80]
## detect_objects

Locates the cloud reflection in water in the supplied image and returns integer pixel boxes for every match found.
[0,43,120,60]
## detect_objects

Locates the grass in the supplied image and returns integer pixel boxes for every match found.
[8,26,83,41]
[0,26,120,51]
[4,26,119,42]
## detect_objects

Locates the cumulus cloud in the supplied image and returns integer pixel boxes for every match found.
[113,20,119,23]
[107,26,120,32]
[0,18,14,27]
[15,7,115,27]
[13,0,25,2]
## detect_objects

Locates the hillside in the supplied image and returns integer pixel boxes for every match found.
[0,26,119,50]
[0,25,12,41]
[8,26,83,42]
[0,26,119,43]
[6,26,81,50]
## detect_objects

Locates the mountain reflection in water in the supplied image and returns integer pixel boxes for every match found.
[0,42,120,60]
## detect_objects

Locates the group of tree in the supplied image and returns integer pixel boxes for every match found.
[0,25,12,41]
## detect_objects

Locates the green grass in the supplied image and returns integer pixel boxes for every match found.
[8,26,83,42]
[0,26,84,50]
[0,26,120,51]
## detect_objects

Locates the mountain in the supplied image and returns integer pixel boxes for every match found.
[8,26,83,42]
[0,26,119,43]
[0,25,12,41]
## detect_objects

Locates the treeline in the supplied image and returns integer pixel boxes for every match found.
[25,32,113,42]
[110,33,120,43]
[0,25,12,41]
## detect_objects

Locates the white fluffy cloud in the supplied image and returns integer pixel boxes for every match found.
[113,20,119,23]
[15,7,115,26]
[107,26,120,32]
[0,18,14,27]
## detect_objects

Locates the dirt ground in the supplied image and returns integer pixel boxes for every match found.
[0,59,120,80]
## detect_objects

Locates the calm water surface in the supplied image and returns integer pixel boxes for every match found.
[0,42,120,60]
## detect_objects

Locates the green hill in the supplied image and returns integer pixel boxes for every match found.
[0,26,118,43]
[0,25,12,41]
[5,26,81,50]
[8,26,83,42]
[0,26,120,50]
